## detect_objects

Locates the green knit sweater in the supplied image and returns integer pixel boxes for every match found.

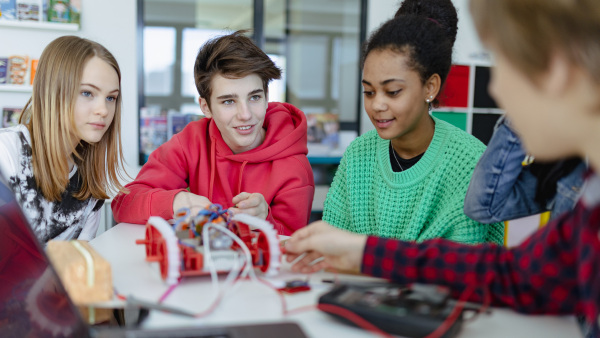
[323,117,504,245]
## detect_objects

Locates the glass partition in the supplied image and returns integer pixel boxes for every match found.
[139,0,365,164]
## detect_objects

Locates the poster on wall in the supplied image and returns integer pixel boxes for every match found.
[0,0,17,20]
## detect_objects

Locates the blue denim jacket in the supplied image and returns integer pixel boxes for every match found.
[464,116,587,223]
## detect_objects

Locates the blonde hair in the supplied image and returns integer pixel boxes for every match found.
[469,0,600,86]
[20,35,127,201]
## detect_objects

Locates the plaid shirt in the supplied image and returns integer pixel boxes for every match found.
[362,174,600,335]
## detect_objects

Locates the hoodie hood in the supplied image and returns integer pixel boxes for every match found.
[209,102,308,163]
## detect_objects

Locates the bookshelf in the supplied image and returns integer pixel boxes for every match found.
[0,20,79,97]
[0,14,81,108]
[0,20,79,31]
[0,84,32,92]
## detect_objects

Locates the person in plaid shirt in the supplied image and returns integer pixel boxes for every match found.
[285,0,600,335]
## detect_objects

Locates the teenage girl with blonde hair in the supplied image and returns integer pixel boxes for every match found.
[0,35,127,243]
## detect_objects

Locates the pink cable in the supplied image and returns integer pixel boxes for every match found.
[158,281,181,303]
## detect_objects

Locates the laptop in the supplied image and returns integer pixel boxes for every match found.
[0,172,307,338]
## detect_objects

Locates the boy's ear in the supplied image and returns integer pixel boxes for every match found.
[199,97,212,118]
[264,92,270,109]
[544,53,571,96]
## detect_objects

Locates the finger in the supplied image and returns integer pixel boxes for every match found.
[284,236,305,254]
[285,226,319,254]
[289,263,305,273]
[287,252,307,266]
[285,253,301,263]
[237,195,259,209]
[228,207,258,218]
[288,252,321,272]
[295,251,322,267]
[290,259,321,273]
[308,256,325,266]
[232,192,251,205]
[299,263,326,274]
[287,224,314,243]
[306,260,329,273]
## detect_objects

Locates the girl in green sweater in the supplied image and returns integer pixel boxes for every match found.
[323,0,503,244]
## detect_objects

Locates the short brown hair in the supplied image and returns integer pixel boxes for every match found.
[20,35,127,201]
[194,30,281,108]
[469,0,600,86]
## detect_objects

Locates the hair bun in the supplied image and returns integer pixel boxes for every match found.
[395,0,458,45]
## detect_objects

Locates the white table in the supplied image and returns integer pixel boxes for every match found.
[90,223,581,338]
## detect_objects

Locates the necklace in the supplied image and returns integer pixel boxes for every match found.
[390,141,404,171]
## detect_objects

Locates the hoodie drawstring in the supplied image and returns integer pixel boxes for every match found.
[209,137,248,201]
[208,140,216,201]
[237,160,248,195]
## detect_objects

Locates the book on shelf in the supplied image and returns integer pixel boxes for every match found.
[30,58,38,84]
[139,115,167,159]
[16,0,42,21]
[167,112,203,139]
[0,0,17,21]
[167,113,186,139]
[69,0,78,24]
[0,0,78,23]
[47,0,69,23]
[0,57,8,84]
[2,107,22,128]
[8,55,29,85]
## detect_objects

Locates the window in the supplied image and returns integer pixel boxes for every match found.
[138,0,366,164]
[143,26,176,96]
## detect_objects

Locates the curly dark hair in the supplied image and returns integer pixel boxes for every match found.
[362,0,458,108]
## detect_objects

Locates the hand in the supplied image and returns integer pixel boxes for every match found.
[229,192,269,220]
[173,191,211,218]
[284,221,367,274]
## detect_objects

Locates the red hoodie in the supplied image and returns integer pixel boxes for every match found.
[112,102,315,235]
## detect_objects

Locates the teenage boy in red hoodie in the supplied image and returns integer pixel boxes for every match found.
[112,31,315,235]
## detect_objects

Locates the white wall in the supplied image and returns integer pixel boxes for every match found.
[0,0,140,188]
[361,0,398,134]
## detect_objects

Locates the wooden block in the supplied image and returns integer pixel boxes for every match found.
[46,240,113,305]
[78,306,113,325]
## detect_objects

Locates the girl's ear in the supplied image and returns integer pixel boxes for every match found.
[199,97,212,118]
[425,73,442,102]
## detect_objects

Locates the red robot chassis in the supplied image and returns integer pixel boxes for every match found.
[135,204,281,285]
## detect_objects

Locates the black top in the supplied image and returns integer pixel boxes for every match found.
[389,142,424,173]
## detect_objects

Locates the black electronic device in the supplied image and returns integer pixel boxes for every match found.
[318,283,475,338]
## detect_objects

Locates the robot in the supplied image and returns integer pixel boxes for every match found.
[135,204,281,285]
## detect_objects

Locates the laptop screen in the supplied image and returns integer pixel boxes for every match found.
[0,174,89,337]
